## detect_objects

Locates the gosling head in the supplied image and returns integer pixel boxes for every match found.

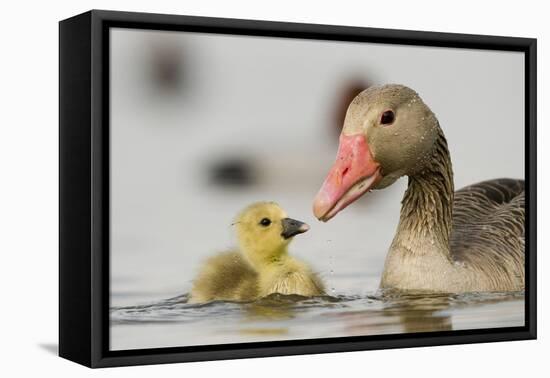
[313,84,440,221]
[235,202,310,264]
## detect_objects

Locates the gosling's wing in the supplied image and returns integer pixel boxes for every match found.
[189,251,259,303]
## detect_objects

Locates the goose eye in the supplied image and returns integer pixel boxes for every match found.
[259,218,272,227]
[380,110,395,125]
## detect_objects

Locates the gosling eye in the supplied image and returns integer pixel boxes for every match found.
[259,218,272,227]
[380,110,395,125]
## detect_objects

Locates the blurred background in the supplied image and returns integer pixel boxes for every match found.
[110,28,524,312]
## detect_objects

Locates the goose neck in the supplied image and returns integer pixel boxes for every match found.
[395,127,454,255]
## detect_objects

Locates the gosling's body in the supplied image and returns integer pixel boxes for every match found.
[189,202,324,303]
[256,254,325,297]
[189,251,259,303]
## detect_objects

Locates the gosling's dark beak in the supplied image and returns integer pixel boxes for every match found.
[281,218,310,239]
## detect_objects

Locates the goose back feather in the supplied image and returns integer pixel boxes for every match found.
[450,179,525,290]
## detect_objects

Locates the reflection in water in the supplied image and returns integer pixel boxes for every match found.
[244,298,296,322]
[335,292,454,335]
[238,294,347,336]
[110,291,524,350]
[389,294,453,333]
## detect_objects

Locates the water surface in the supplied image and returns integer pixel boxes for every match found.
[110,290,524,350]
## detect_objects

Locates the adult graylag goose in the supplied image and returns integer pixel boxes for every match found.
[313,84,524,293]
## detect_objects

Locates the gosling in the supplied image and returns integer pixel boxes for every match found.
[189,202,325,303]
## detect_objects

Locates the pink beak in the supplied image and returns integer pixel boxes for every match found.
[313,134,382,221]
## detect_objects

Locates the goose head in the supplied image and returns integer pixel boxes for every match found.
[235,202,310,263]
[313,84,439,221]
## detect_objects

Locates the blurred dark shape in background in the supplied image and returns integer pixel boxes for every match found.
[208,157,259,187]
[149,43,185,92]
[332,80,370,138]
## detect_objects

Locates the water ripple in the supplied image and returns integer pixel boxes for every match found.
[110,291,524,325]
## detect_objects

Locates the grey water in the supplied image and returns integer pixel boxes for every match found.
[110,286,524,351]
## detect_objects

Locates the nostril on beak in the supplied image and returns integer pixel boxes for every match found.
[342,167,349,178]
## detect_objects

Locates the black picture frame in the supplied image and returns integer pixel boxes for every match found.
[59,9,537,368]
